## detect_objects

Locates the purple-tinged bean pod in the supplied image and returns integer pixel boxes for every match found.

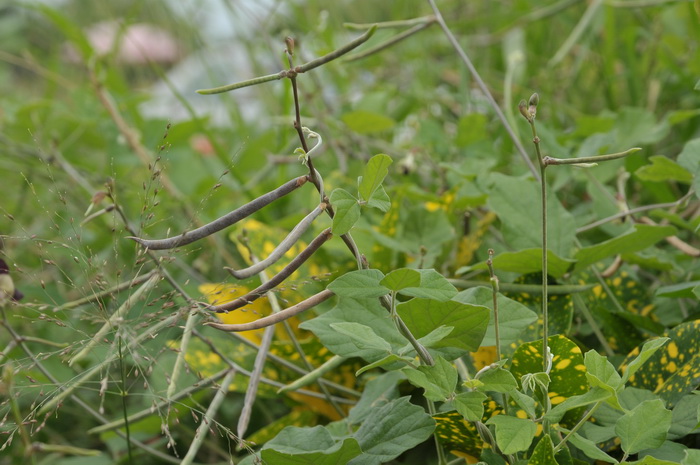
[128,175,309,250]
[210,228,332,313]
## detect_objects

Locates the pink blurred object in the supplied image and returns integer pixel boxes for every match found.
[65,21,180,64]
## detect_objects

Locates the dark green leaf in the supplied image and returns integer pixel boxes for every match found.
[261,426,362,465]
[454,391,487,422]
[402,356,457,401]
[616,399,672,455]
[485,415,537,454]
[399,269,458,301]
[472,248,576,279]
[367,185,391,212]
[380,268,420,291]
[327,269,389,299]
[527,434,558,465]
[635,155,693,183]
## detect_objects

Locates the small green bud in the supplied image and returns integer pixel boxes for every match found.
[518,100,529,120]
[528,93,539,107]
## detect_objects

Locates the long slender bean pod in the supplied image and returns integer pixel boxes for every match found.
[226,204,326,279]
[206,289,334,331]
[212,228,333,313]
[128,175,309,250]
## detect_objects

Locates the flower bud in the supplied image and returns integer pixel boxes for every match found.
[518,100,529,120]
[285,37,295,55]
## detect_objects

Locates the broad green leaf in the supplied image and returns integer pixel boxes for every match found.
[400,269,458,301]
[476,248,575,279]
[402,356,457,401]
[616,399,672,455]
[564,431,619,464]
[300,298,405,363]
[367,185,391,212]
[614,107,669,148]
[668,394,700,440]
[485,415,537,454]
[348,372,403,425]
[683,449,700,465]
[574,224,677,271]
[397,298,490,354]
[261,426,362,465]
[487,173,576,257]
[454,391,487,422]
[329,322,392,353]
[454,287,537,349]
[359,154,392,201]
[527,434,558,465]
[476,367,518,393]
[635,155,693,183]
[380,268,420,291]
[629,457,681,465]
[620,337,669,384]
[342,110,396,135]
[350,397,435,465]
[330,188,361,236]
[546,387,611,424]
[327,269,389,299]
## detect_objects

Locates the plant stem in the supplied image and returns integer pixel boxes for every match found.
[552,401,602,453]
[528,115,550,371]
[486,249,502,360]
[426,0,540,180]
[196,26,377,94]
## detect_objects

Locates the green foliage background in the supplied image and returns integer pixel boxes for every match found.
[0,0,698,464]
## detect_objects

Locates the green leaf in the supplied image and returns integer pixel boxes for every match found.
[342,110,396,135]
[683,449,700,465]
[616,399,672,455]
[367,185,391,212]
[300,298,405,363]
[380,268,421,291]
[472,248,576,279]
[620,337,669,384]
[635,155,693,183]
[476,367,518,393]
[454,391,487,422]
[675,138,700,199]
[359,154,392,201]
[348,372,403,425]
[668,394,700,440]
[398,326,455,355]
[509,389,538,418]
[261,426,362,465]
[401,356,457,401]
[485,415,537,454]
[327,269,389,299]
[330,188,361,236]
[629,457,681,465]
[454,287,537,349]
[487,173,576,257]
[584,351,623,410]
[564,431,619,464]
[350,397,435,465]
[397,298,490,354]
[329,322,392,353]
[527,434,558,465]
[399,269,458,301]
[546,387,612,424]
[574,224,677,271]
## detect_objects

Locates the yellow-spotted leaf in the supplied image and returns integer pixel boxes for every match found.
[510,335,587,426]
[619,320,700,408]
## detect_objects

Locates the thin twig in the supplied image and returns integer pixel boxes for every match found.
[343,21,436,63]
[196,26,377,94]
